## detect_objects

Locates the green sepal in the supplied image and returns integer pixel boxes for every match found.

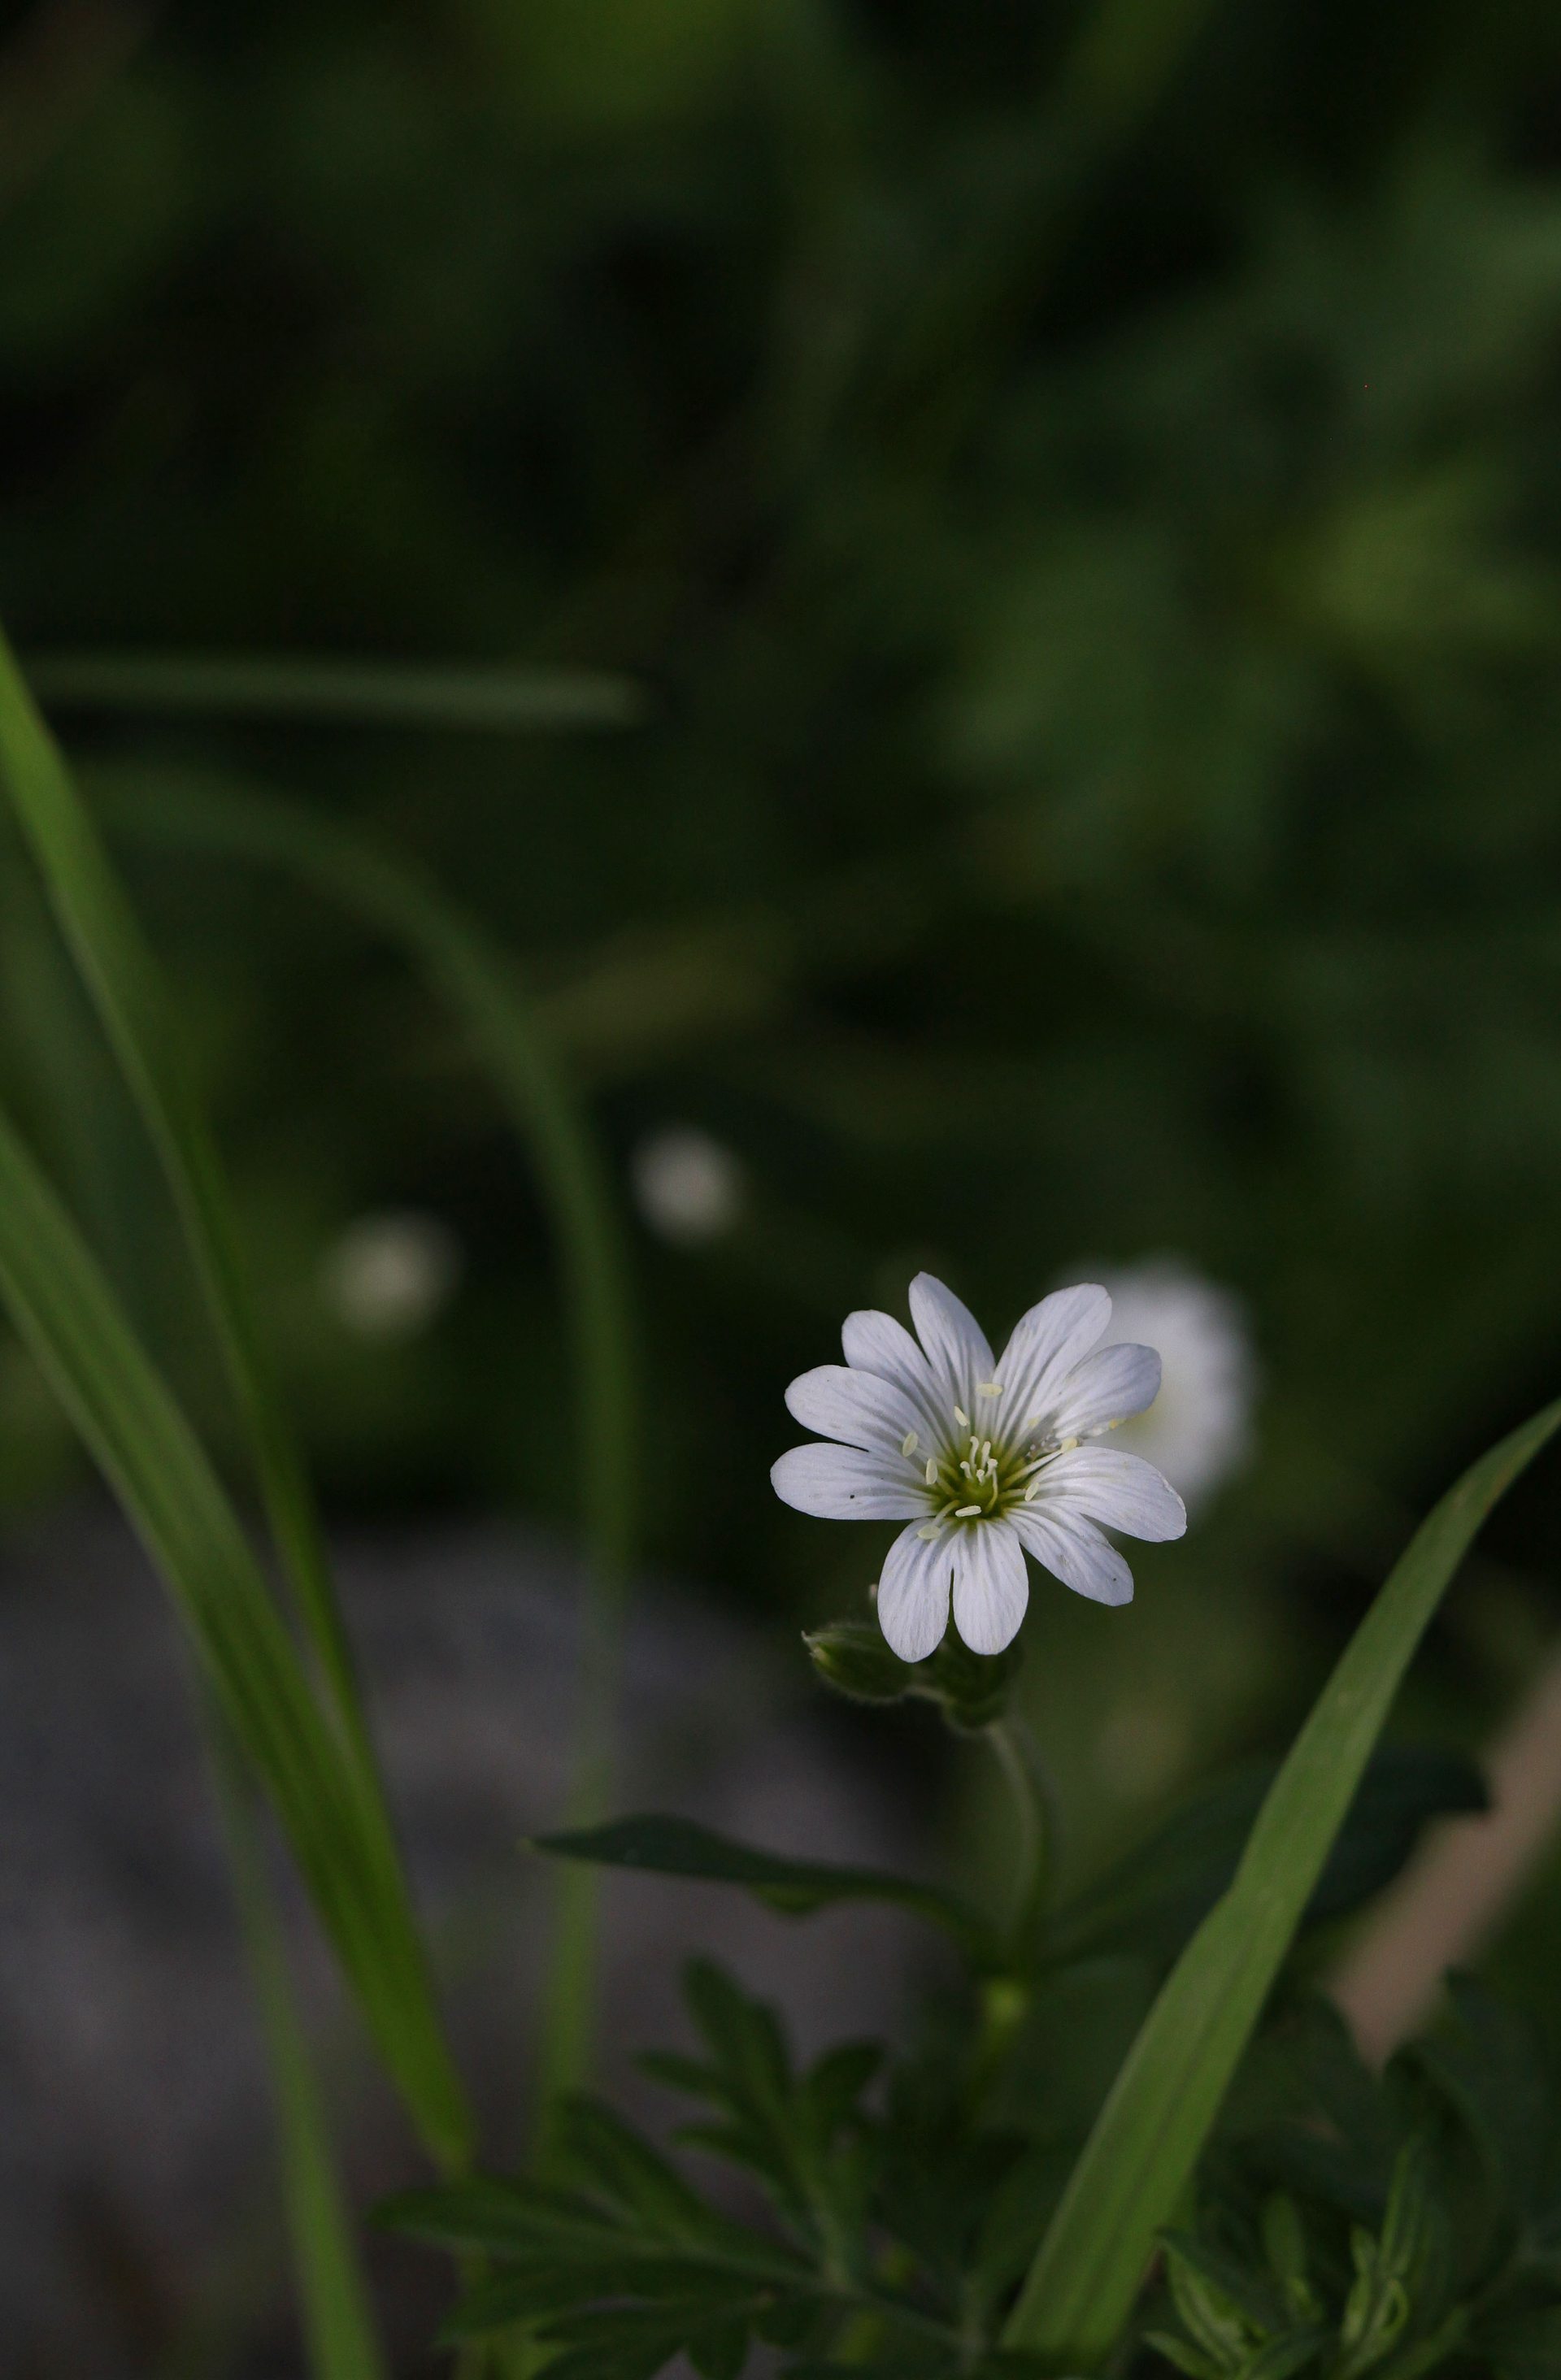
[805,1615,1024,1731]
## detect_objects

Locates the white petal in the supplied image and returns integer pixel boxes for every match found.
[1046,1341,1162,1440]
[1011,1502,1134,1605]
[770,1444,924,1520]
[877,1522,954,1661]
[995,1284,1111,1430]
[840,1307,946,1440]
[1039,1445,1187,1542]
[951,1520,1029,1654]
[785,1364,924,1457]
[908,1273,994,1416]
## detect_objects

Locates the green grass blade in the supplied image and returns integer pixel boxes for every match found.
[24,649,646,732]
[1002,1394,1561,2367]
[98,768,639,2115]
[0,1099,474,2170]
[209,1724,389,2380]
[0,628,367,1767]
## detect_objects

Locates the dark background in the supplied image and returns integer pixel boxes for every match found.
[4,0,1561,2362]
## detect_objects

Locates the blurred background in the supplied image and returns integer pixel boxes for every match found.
[5,0,1561,2369]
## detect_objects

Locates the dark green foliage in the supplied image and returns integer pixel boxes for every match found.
[1147,1982,1561,2379]
[1044,1745,1488,1969]
[532,1811,1002,1965]
[535,1736,1484,1993]
[379,1958,1054,2378]
[383,1954,1561,2378]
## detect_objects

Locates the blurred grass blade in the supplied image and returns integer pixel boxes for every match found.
[0,627,366,1766]
[1003,1394,1561,2368]
[0,1098,474,2171]
[533,1813,1001,1964]
[211,1726,389,2380]
[24,649,646,731]
[100,768,638,2117]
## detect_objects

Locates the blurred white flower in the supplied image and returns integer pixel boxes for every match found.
[772,1274,1185,1662]
[320,1210,463,1340]
[630,1127,742,1244]
[1091,1261,1255,1506]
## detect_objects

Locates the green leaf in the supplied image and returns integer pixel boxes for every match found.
[211,1730,388,2380]
[24,648,646,731]
[0,632,368,1764]
[93,759,638,2121]
[531,1814,998,1964]
[554,2098,786,2262]
[1002,1395,1561,2369]
[0,1097,472,2169]
[376,2176,620,2256]
[1044,1745,1487,1970]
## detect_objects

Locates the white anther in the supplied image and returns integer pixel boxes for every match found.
[901,1430,919,1458]
[917,1522,942,1540]
[981,1440,991,1464]
[954,1505,981,1518]
[1024,1481,1040,1501]
[925,1457,937,1484]
[976,1380,1002,1398]
[953,1405,969,1429]
[1059,1435,1080,1453]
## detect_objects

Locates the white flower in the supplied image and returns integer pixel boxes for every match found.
[771,1274,1186,1663]
[320,1211,463,1340]
[1090,1261,1255,1505]
[630,1127,742,1244]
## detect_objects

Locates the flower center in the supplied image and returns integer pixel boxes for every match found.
[925,1427,1037,1527]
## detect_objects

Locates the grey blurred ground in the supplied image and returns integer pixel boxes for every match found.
[0,1512,926,2375]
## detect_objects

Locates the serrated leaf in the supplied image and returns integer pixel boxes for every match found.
[1162,2227,1289,2334]
[376,2176,612,2256]
[531,1815,998,1964]
[684,1959,794,2111]
[1003,1397,1561,2367]
[805,2042,884,2133]
[555,2097,733,2243]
